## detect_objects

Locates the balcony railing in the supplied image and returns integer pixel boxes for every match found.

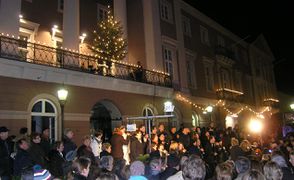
[0,35,172,87]
[216,88,244,102]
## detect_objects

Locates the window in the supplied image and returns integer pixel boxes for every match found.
[220,68,231,89]
[97,4,108,22]
[217,35,225,47]
[163,46,174,77]
[160,0,173,23]
[143,107,154,117]
[182,15,191,37]
[200,25,209,45]
[235,72,242,91]
[186,54,197,88]
[31,99,57,141]
[204,65,214,91]
[57,0,64,13]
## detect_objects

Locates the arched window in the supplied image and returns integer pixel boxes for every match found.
[192,113,200,127]
[31,99,57,141]
[143,106,154,117]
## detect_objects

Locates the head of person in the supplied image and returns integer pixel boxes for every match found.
[151,134,158,144]
[215,162,233,180]
[119,126,126,134]
[159,133,165,142]
[135,130,142,140]
[210,136,216,144]
[17,138,30,151]
[0,126,9,140]
[171,127,177,134]
[42,128,49,137]
[158,124,165,132]
[102,143,112,153]
[231,137,239,146]
[149,158,162,175]
[182,155,206,180]
[53,141,64,152]
[235,156,251,174]
[99,155,114,171]
[19,127,28,135]
[242,169,265,180]
[130,161,145,176]
[31,132,41,144]
[72,157,91,177]
[139,125,146,133]
[82,135,91,147]
[152,126,157,134]
[263,161,283,180]
[169,142,179,154]
[240,140,251,152]
[94,130,103,139]
[64,128,74,139]
[271,154,288,168]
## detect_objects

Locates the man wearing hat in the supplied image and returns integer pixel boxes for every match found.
[0,126,13,179]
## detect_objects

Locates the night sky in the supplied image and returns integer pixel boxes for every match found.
[183,0,294,95]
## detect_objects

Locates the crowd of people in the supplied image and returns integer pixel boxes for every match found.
[1,122,294,180]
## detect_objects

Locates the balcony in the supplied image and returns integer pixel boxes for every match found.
[0,35,172,88]
[216,88,244,102]
[215,46,235,60]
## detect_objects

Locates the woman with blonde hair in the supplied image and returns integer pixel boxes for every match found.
[240,140,252,157]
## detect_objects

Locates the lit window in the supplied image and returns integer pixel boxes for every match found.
[163,47,174,77]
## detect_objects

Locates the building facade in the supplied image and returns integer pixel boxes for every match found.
[0,0,278,142]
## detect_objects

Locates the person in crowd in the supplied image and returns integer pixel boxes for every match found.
[149,143,161,160]
[159,153,180,179]
[159,133,169,151]
[263,161,283,180]
[167,156,188,180]
[96,171,117,180]
[271,154,294,180]
[235,156,251,180]
[0,126,13,180]
[201,130,210,148]
[40,128,52,156]
[99,155,114,172]
[90,130,103,160]
[112,159,128,180]
[110,126,129,162]
[170,127,178,142]
[188,138,204,157]
[70,157,91,180]
[242,169,265,180]
[28,132,47,168]
[240,140,252,157]
[100,142,112,158]
[215,162,233,180]
[63,128,77,157]
[48,141,65,178]
[230,137,243,161]
[130,130,146,162]
[205,136,218,177]
[13,138,33,177]
[178,142,188,157]
[178,128,191,149]
[169,142,179,155]
[129,160,147,180]
[152,126,158,136]
[77,135,96,165]
[17,127,30,142]
[158,124,170,142]
[146,158,162,180]
[182,154,206,180]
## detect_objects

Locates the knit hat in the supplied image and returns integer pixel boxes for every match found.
[34,169,51,180]
[130,161,145,176]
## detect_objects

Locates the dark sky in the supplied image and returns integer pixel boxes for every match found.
[183,0,294,95]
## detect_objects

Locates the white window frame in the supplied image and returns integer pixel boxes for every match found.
[160,0,173,23]
[97,4,108,22]
[31,99,57,141]
[186,54,197,88]
[143,106,154,117]
[203,58,214,92]
[182,15,191,37]
[217,35,225,47]
[200,25,209,46]
[163,46,174,78]
[57,0,64,13]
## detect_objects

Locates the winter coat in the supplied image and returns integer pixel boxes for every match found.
[48,149,65,178]
[13,149,33,176]
[110,133,129,160]
[0,139,13,176]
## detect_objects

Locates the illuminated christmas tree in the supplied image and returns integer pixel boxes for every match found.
[90,7,127,61]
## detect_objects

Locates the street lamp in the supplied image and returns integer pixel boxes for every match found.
[206,105,213,122]
[57,88,68,134]
[290,103,294,111]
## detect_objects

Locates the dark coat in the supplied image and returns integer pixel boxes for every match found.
[77,145,96,165]
[63,136,77,156]
[48,149,65,178]
[230,145,244,161]
[0,139,13,176]
[100,150,111,158]
[130,137,146,162]
[13,149,33,176]
[28,142,47,168]
[159,167,178,180]
[110,133,129,160]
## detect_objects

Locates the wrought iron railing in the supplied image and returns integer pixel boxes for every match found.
[0,35,172,87]
[215,46,235,60]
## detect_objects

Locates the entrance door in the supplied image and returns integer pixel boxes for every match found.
[90,103,112,141]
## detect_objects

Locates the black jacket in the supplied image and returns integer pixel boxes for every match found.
[13,149,33,176]
[130,138,146,162]
[28,142,47,168]
[48,149,65,178]
[0,139,13,176]
[63,136,77,156]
